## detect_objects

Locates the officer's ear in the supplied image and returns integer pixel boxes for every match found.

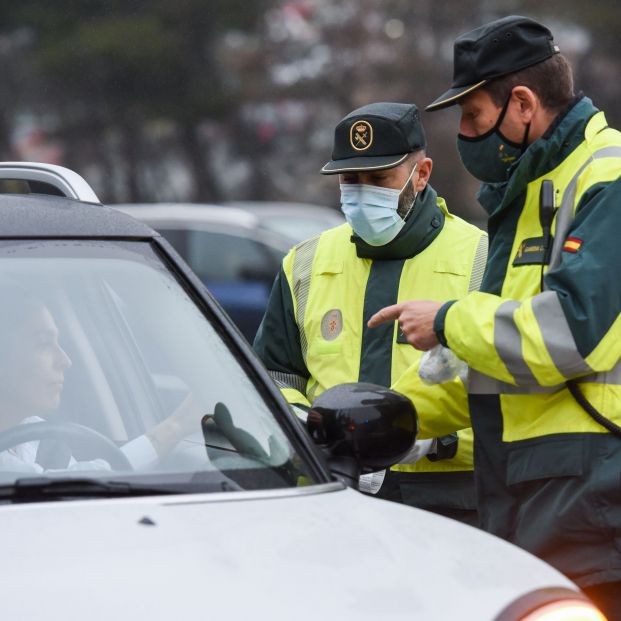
[414,157,432,192]
[510,86,538,123]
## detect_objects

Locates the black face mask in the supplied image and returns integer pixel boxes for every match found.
[457,95,531,183]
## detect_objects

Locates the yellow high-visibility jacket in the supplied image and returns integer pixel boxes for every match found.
[254,186,486,487]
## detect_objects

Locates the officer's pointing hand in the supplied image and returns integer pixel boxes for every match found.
[368,300,443,351]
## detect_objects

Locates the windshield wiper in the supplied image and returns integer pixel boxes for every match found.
[0,477,182,503]
[0,474,241,503]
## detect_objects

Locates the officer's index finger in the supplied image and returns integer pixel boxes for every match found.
[367,303,405,328]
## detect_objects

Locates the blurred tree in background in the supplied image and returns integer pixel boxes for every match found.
[0,0,618,222]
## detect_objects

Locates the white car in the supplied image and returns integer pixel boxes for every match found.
[0,163,603,620]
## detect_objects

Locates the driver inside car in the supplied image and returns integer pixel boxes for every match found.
[0,284,201,473]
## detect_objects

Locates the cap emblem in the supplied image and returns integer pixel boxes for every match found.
[350,120,373,151]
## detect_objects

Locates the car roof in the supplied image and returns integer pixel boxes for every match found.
[113,203,261,229]
[113,203,296,253]
[0,193,157,239]
[227,201,343,221]
[0,161,101,203]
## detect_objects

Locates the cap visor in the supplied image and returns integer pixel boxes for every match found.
[320,152,410,175]
[425,79,488,111]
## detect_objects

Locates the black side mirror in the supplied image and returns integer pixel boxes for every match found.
[307,382,418,488]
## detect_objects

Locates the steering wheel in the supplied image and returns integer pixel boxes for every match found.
[0,421,133,471]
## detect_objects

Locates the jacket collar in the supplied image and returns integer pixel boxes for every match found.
[352,185,444,260]
[478,95,599,218]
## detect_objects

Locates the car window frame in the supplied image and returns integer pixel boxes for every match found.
[148,235,331,485]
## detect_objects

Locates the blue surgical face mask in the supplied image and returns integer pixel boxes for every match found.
[340,164,417,246]
[457,95,530,184]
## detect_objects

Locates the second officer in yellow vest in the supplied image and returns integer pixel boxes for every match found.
[254,102,487,524]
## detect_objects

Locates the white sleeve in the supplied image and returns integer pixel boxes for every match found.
[358,439,435,495]
[398,438,434,464]
[65,457,110,472]
[0,450,44,473]
[121,435,159,469]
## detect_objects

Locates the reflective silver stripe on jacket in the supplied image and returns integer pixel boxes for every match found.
[269,370,308,394]
[467,369,562,394]
[548,146,621,271]
[493,300,538,384]
[292,235,320,363]
[468,363,621,395]
[531,291,592,377]
[293,235,320,362]
[468,233,488,293]
[578,358,621,385]
[492,292,593,385]
[474,288,621,394]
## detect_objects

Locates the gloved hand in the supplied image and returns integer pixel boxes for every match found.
[358,438,434,494]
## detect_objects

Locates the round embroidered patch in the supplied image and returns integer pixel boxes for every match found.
[321,309,343,341]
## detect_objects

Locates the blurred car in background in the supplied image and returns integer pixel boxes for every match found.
[226,201,344,243]
[114,204,295,341]
[115,202,344,342]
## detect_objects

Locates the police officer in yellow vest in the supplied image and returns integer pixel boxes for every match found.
[254,102,487,525]
[369,17,621,618]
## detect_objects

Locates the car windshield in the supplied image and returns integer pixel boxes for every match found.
[0,239,316,497]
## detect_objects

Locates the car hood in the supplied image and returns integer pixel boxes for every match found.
[0,483,575,620]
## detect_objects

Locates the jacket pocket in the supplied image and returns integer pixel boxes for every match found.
[315,256,343,276]
[433,259,468,277]
[505,436,614,572]
[312,338,343,356]
[506,436,584,486]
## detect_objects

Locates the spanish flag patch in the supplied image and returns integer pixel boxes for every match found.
[563,237,583,253]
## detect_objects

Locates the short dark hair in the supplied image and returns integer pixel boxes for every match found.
[483,53,574,113]
[406,149,425,169]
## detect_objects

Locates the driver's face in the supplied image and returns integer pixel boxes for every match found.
[1,306,72,415]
